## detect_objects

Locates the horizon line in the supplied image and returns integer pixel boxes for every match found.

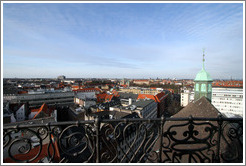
[2,77,244,80]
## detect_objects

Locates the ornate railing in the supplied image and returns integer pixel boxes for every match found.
[3,116,243,163]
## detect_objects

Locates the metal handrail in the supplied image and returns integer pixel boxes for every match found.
[3,116,243,163]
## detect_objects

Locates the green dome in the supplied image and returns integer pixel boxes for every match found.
[194,68,213,81]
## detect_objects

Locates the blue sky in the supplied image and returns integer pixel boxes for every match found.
[3,3,244,79]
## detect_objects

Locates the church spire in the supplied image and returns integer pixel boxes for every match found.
[202,48,205,70]
[194,48,213,102]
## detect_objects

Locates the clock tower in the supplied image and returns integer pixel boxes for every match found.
[194,50,213,102]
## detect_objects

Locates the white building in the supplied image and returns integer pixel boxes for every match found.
[74,91,96,108]
[211,87,243,117]
[180,89,194,107]
[75,91,96,100]
[180,87,243,117]
[3,91,75,107]
[113,99,158,119]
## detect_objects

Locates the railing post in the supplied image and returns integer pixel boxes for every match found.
[158,116,165,163]
[95,117,101,163]
[215,114,223,162]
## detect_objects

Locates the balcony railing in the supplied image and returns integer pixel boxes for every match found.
[3,116,243,163]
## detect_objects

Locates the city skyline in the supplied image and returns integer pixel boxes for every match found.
[2,2,244,79]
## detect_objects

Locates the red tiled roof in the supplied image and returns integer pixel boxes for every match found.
[137,94,156,102]
[137,92,167,103]
[72,85,85,90]
[96,92,118,102]
[31,108,40,112]
[105,94,114,102]
[155,92,167,102]
[167,89,174,94]
[112,90,119,97]
[18,91,28,94]
[96,93,107,102]
[212,80,243,87]
[73,88,102,92]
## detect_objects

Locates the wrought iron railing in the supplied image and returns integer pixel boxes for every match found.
[3,116,243,163]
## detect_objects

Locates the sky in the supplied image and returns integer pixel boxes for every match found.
[2,2,244,79]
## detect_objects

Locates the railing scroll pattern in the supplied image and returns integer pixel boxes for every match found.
[3,116,243,163]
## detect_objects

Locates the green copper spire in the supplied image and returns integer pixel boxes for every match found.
[194,49,213,102]
[194,49,213,81]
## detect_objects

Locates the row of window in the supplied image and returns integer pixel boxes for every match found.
[213,101,242,105]
[219,108,242,111]
[213,94,243,98]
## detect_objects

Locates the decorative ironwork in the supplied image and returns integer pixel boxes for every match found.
[3,116,243,163]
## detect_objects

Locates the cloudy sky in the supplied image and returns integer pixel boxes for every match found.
[3,3,244,79]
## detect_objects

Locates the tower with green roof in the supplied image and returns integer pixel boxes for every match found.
[194,50,213,102]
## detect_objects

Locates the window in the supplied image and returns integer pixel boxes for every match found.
[201,84,206,92]
[208,84,212,92]
[195,83,199,91]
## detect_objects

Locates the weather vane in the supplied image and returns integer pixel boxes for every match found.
[203,48,205,62]
[202,48,205,69]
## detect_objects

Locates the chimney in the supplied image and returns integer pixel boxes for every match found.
[129,98,132,105]
[53,110,57,122]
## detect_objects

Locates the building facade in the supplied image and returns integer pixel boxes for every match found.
[180,89,194,107]
[3,92,75,108]
[180,87,243,117]
[119,87,162,95]
[212,87,243,117]
[133,79,150,85]
[15,104,26,122]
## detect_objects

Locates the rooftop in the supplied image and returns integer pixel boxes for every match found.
[118,92,138,99]
[172,96,221,118]
[131,99,155,108]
